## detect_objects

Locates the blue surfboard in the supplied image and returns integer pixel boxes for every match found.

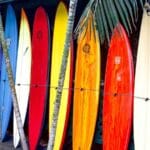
[0,5,18,141]
[0,46,2,78]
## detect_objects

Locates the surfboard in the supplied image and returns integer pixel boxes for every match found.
[49,2,73,149]
[0,5,18,141]
[29,7,50,150]
[0,46,2,79]
[134,9,150,150]
[73,11,100,150]
[13,8,31,148]
[103,23,134,150]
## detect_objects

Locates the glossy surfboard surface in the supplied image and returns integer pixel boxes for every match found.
[103,24,134,150]
[0,46,2,79]
[134,9,150,150]
[13,9,31,148]
[73,12,100,150]
[0,5,18,141]
[29,7,50,150]
[49,2,73,149]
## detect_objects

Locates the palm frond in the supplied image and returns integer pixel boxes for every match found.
[95,1,105,43]
[74,0,95,38]
[74,0,145,44]
[124,0,136,29]
[114,0,132,34]
[107,0,120,27]
[139,0,144,8]
[101,0,114,32]
[103,1,116,28]
[98,0,110,42]
[129,0,139,21]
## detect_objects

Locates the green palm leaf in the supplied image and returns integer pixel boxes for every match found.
[99,0,110,42]
[74,0,94,37]
[75,0,145,44]
[139,0,144,8]
[95,1,105,43]
[114,0,132,33]
[107,0,120,26]
[129,0,139,21]
[123,0,136,28]
[102,0,114,32]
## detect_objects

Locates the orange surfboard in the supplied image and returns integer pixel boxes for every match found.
[73,12,100,150]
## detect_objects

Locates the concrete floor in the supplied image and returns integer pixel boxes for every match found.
[0,136,22,150]
[0,134,47,150]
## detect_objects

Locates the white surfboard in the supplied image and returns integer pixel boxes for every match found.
[134,8,150,150]
[13,9,31,148]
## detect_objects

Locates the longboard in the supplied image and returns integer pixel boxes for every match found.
[29,7,50,150]
[13,8,31,148]
[49,2,73,149]
[103,24,134,150]
[134,9,150,150]
[0,5,18,141]
[0,46,2,78]
[73,11,100,150]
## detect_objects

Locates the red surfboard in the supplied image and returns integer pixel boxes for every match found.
[103,23,134,150]
[29,7,50,150]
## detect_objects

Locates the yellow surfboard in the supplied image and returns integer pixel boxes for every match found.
[49,2,73,150]
[73,11,100,150]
